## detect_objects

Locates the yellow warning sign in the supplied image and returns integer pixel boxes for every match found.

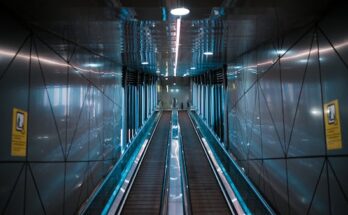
[11,108,28,157]
[324,100,342,150]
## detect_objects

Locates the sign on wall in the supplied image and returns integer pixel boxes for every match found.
[11,108,28,157]
[324,99,343,150]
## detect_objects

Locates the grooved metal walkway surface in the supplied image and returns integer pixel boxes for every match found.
[121,111,171,215]
[179,111,231,215]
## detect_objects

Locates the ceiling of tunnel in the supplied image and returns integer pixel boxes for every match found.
[2,0,331,77]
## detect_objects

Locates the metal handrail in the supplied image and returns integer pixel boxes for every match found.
[189,111,276,215]
[160,112,172,215]
[79,111,160,215]
[187,112,241,214]
[178,115,192,215]
[105,112,162,215]
[161,110,192,215]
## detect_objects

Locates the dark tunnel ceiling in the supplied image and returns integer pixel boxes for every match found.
[3,0,330,76]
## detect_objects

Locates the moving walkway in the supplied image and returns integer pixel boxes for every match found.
[85,110,275,215]
[179,111,231,214]
[121,111,171,214]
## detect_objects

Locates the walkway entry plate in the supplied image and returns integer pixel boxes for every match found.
[11,108,28,157]
[324,99,342,150]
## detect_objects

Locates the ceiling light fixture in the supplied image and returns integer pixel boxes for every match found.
[276,50,286,55]
[170,7,190,16]
[84,63,103,68]
[190,67,196,70]
[203,51,213,56]
[141,61,149,65]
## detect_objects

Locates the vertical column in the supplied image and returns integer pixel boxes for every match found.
[129,86,133,139]
[222,64,229,149]
[202,77,205,119]
[135,83,139,133]
[200,77,203,115]
[211,73,214,128]
[213,84,216,129]
[193,78,196,110]
[145,79,147,118]
[207,73,211,126]
[219,86,223,140]
[142,84,145,124]
[122,66,128,149]
[149,77,152,114]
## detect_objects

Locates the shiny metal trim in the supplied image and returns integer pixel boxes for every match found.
[160,115,172,215]
[191,111,276,215]
[167,110,184,215]
[162,110,191,215]
[106,112,163,215]
[179,116,192,215]
[187,112,245,215]
[78,112,160,215]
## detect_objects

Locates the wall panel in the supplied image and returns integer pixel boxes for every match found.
[0,11,123,214]
[227,3,348,214]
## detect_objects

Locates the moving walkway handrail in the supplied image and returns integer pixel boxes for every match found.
[160,114,172,214]
[178,112,192,215]
[80,112,160,215]
[187,112,243,214]
[104,112,163,215]
[189,111,276,215]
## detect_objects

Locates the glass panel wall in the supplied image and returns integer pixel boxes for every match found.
[0,13,122,214]
[226,4,348,214]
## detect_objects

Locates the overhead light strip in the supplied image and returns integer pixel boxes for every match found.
[174,18,181,77]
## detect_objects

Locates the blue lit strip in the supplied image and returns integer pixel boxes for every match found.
[204,138,252,214]
[162,7,167,21]
[101,145,141,215]
[99,113,159,214]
